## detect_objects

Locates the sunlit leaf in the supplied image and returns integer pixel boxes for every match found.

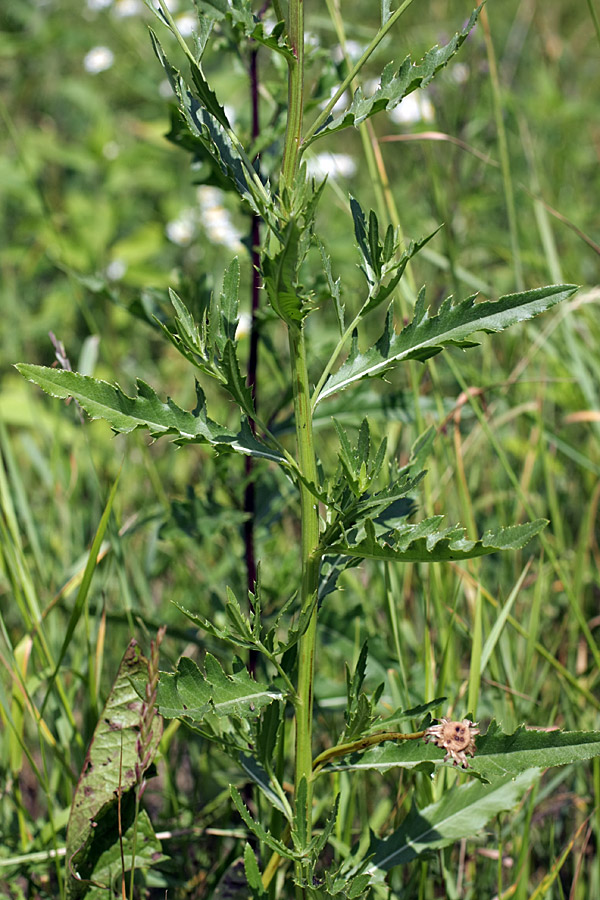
[316,284,577,405]
[157,654,283,720]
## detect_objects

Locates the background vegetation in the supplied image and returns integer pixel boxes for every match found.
[1,0,599,897]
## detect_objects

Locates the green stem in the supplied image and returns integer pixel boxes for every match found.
[281,0,304,188]
[288,326,321,853]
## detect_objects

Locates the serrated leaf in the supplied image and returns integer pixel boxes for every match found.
[328,725,600,783]
[157,654,282,721]
[230,787,299,860]
[16,366,285,465]
[307,7,481,148]
[368,768,540,871]
[325,517,548,563]
[220,340,256,418]
[246,18,294,61]
[317,237,344,333]
[150,27,229,130]
[262,220,307,325]
[66,641,163,898]
[311,793,341,856]
[243,843,267,897]
[151,30,273,224]
[471,726,600,781]
[172,601,255,650]
[317,284,577,405]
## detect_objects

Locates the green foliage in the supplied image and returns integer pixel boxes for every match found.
[368,768,540,871]
[65,641,164,898]
[316,283,577,404]
[304,6,482,148]
[156,653,283,720]
[4,0,600,896]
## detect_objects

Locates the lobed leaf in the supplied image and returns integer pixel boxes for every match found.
[324,516,548,564]
[316,284,577,405]
[306,7,481,148]
[157,653,283,721]
[231,786,299,860]
[15,365,285,464]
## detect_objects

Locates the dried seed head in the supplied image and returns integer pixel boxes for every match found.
[423,717,480,768]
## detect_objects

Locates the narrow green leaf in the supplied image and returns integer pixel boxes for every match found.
[41,468,121,716]
[243,843,267,897]
[262,220,306,325]
[317,284,577,404]
[16,366,285,464]
[220,340,256,418]
[239,754,289,817]
[218,256,241,345]
[150,27,229,129]
[230,787,299,860]
[306,7,482,147]
[293,776,309,850]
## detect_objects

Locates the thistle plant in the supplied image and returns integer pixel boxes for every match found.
[15,1,600,897]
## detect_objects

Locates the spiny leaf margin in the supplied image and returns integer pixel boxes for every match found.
[316,283,577,405]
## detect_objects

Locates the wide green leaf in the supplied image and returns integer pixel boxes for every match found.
[156,654,283,720]
[66,641,163,898]
[305,7,481,148]
[15,365,285,464]
[80,808,166,900]
[315,284,577,405]
[367,768,540,871]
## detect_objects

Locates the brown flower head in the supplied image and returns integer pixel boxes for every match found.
[423,717,480,768]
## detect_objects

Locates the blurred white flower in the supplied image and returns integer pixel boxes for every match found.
[175,12,196,36]
[152,0,178,10]
[235,311,252,340]
[87,0,112,9]
[333,40,365,63]
[305,152,357,180]
[389,92,434,125]
[363,78,380,97]
[106,259,127,281]
[197,186,243,250]
[84,46,115,74]
[159,79,174,98]
[449,62,469,84]
[102,141,120,160]
[166,209,196,246]
[113,0,143,16]
[224,105,237,127]
[320,87,349,117]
